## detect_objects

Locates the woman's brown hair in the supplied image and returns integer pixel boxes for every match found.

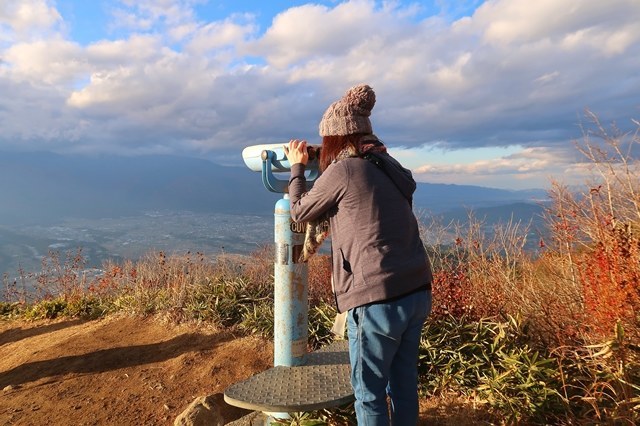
[319,133,365,172]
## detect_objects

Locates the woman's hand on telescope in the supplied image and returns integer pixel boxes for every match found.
[284,139,309,166]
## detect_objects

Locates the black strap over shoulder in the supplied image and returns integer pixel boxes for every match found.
[362,152,383,167]
[361,152,412,207]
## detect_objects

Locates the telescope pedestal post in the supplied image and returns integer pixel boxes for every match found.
[273,194,308,367]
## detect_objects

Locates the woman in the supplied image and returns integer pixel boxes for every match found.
[284,84,433,426]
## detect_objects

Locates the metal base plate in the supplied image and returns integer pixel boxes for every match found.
[224,340,353,412]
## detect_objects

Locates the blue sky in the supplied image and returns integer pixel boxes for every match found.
[59,1,479,44]
[1,0,639,189]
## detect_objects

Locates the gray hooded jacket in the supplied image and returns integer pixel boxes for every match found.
[289,151,433,313]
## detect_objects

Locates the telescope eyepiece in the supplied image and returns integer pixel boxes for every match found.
[307,145,321,161]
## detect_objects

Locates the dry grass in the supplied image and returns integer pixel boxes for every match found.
[419,394,497,425]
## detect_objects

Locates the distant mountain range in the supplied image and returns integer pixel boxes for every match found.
[0,151,275,225]
[0,151,550,277]
[0,151,549,226]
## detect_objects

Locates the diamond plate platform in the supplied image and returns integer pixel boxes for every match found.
[224,339,353,412]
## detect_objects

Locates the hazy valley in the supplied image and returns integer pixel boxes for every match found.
[0,151,548,283]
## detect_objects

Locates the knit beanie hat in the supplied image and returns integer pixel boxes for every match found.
[319,84,376,136]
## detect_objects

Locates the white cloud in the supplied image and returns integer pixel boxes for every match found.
[249,1,419,68]
[561,23,640,57]
[187,15,256,53]
[86,35,163,63]
[108,0,201,36]
[472,0,636,47]
[0,0,639,189]
[0,0,62,39]
[4,38,86,84]
[414,147,563,175]
[410,145,582,188]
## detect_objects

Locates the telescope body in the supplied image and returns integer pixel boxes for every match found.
[242,143,320,172]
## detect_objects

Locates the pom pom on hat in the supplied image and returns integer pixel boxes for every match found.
[319,84,376,136]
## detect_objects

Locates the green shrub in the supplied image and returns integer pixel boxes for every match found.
[239,300,274,337]
[64,296,110,319]
[0,301,24,318]
[419,315,564,423]
[183,275,272,325]
[308,301,338,350]
[475,346,563,423]
[270,402,355,426]
[25,298,68,320]
[556,322,640,424]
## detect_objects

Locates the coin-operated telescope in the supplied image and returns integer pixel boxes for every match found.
[226,142,352,423]
[241,143,321,193]
[240,142,322,367]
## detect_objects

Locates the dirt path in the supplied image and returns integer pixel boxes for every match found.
[0,316,272,425]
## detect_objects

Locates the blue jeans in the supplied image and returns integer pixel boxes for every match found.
[347,289,431,426]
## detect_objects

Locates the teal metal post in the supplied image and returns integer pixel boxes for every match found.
[273,195,308,366]
[241,144,319,367]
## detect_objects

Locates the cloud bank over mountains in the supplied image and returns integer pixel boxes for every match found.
[1,0,639,189]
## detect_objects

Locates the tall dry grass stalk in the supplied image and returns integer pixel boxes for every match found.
[420,211,535,322]
[421,113,639,345]
[542,113,640,341]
